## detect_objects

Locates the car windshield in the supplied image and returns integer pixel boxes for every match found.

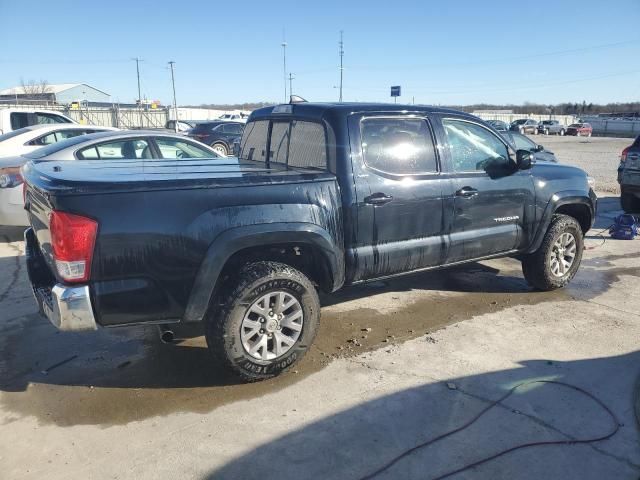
[23,133,101,159]
[0,126,35,142]
[513,120,527,125]
[569,124,582,128]
[190,123,222,133]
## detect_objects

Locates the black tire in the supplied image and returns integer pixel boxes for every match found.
[621,192,640,213]
[211,142,228,156]
[205,261,320,382]
[521,214,584,291]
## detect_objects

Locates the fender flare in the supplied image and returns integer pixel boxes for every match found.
[526,190,595,254]
[183,222,344,322]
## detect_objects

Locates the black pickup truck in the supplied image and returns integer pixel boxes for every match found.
[23,102,597,381]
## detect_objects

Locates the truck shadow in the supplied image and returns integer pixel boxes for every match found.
[203,351,640,480]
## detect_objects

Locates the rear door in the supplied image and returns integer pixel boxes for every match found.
[347,113,448,281]
[440,116,534,262]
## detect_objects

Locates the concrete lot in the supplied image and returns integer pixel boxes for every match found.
[0,201,639,475]
[533,134,630,194]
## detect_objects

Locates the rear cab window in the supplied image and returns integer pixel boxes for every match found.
[239,118,327,170]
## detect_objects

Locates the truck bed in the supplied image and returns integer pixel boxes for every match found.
[22,158,343,327]
[23,158,335,195]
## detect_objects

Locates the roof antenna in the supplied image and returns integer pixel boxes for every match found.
[289,95,307,104]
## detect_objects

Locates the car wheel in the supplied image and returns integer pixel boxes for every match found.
[621,192,640,213]
[544,129,549,135]
[522,214,584,291]
[205,261,320,382]
[560,129,565,136]
[211,142,228,156]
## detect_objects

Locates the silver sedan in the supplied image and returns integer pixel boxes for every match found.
[0,130,223,226]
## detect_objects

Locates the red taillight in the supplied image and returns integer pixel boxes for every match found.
[621,145,631,163]
[49,211,98,283]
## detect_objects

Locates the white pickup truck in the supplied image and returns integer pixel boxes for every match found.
[0,108,76,134]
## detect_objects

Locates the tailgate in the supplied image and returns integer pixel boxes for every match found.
[24,181,56,273]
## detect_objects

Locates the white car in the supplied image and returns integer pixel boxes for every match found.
[0,124,117,157]
[0,129,221,226]
[218,113,248,123]
[0,108,76,135]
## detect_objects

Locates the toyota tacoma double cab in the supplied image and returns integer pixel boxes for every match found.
[23,102,597,381]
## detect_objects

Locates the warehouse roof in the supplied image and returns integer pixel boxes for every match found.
[0,83,109,96]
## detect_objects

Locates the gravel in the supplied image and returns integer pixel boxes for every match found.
[532,134,632,194]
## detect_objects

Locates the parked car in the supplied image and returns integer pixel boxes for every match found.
[0,124,117,157]
[537,120,566,136]
[218,113,248,123]
[187,121,244,156]
[510,119,539,134]
[0,108,75,135]
[0,130,220,226]
[165,120,197,132]
[500,131,558,163]
[22,102,596,382]
[566,123,592,137]
[618,134,640,212]
[485,119,509,132]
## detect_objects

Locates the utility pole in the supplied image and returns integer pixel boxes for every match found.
[132,57,143,127]
[168,61,178,132]
[289,73,295,97]
[281,40,288,103]
[338,30,344,102]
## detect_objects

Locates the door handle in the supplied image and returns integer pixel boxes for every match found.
[364,193,393,205]
[455,187,478,198]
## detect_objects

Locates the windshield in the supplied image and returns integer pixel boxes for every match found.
[569,124,582,128]
[512,119,527,125]
[0,126,33,142]
[24,133,98,159]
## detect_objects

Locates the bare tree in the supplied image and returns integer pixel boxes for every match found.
[20,79,52,99]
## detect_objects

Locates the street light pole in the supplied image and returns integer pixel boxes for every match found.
[339,30,344,102]
[289,73,295,97]
[168,61,178,132]
[281,41,288,103]
[132,57,143,127]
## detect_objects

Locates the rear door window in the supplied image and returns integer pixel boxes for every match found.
[77,139,152,159]
[361,117,437,174]
[10,112,31,130]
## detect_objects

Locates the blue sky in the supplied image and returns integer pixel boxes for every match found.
[0,0,638,106]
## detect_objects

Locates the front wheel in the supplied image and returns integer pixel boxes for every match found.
[205,261,320,382]
[522,214,584,291]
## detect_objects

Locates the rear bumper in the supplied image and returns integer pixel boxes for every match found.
[24,228,97,331]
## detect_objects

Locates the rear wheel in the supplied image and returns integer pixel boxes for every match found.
[205,261,320,382]
[211,142,228,156]
[522,214,584,291]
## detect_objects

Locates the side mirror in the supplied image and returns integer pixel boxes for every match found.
[516,149,532,170]
[535,144,544,152]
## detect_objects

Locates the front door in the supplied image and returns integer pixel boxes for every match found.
[440,117,533,263]
[347,113,448,281]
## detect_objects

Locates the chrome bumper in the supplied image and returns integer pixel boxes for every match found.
[38,284,98,331]
[25,227,97,331]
